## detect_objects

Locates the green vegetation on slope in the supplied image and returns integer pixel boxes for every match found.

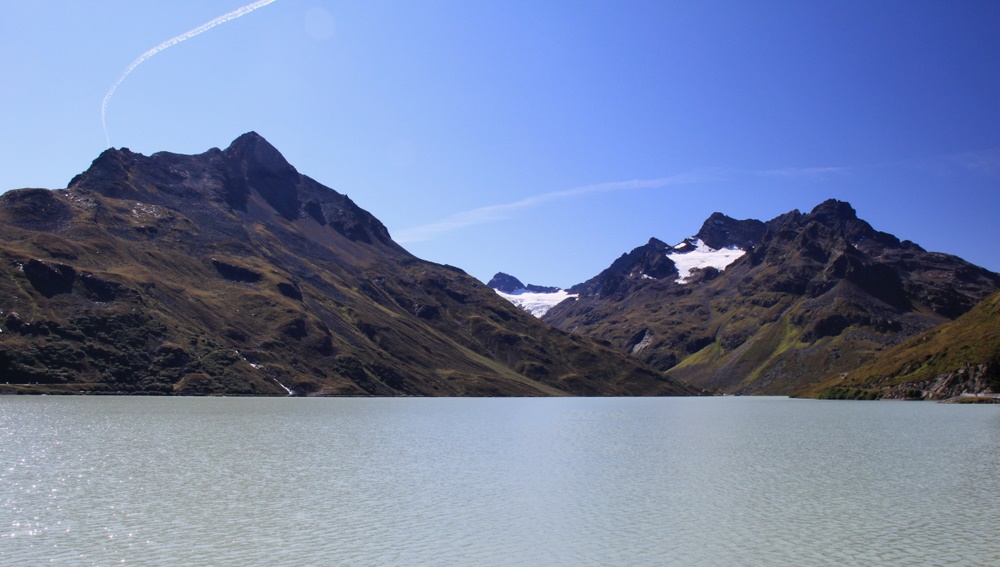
[803,291,1000,400]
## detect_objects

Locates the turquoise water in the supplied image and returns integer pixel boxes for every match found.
[2,396,998,566]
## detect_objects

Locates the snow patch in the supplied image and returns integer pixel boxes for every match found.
[235,349,294,395]
[666,238,746,283]
[495,289,577,318]
[271,379,295,396]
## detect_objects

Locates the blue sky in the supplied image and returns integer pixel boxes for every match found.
[2,1,999,288]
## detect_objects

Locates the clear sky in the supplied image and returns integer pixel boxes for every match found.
[3,1,1000,288]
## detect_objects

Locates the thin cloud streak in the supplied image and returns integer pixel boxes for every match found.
[101,0,279,147]
[755,166,849,178]
[394,165,848,243]
[941,147,1000,175]
[394,169,726,244]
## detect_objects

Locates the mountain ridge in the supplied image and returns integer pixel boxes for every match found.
[486,272,561,295]
[0,133,694,397]
[489,212,765,313]
[539,199,1000,395]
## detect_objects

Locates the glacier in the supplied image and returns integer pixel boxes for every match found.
[492,239,747,318]
[494,289,577,318]
[666,238,746,283]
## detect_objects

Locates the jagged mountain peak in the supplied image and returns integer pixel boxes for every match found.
[228,130,275,150]
[63,133,399,248]
[0,135,694,397]
[543,199,1000,397]
[70,132,297,199]
[222,132,301,221]
[562,213,765,299]
[802,199,874,241]
[487,272,526,293]
[67,146,145,200]
[487,272,563,295]
[568,237,677,297]
[224,131,297,177]
[752,199,907,266]
[808,198,857,222]
[696,212,766,250]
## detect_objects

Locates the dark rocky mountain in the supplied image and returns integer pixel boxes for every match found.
[0,132,694,396]
[544,200,1000,395]
[568,238,676,298]
[487,272,527,293]
[487,272,560,294]
[566,214,766,299]
[697,212,767,250]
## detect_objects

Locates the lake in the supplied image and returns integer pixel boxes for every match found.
[1,396,998,566]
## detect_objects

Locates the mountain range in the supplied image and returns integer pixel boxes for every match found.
[492,201,1000,398]
[0,133,693,396]
[3,132,997,399]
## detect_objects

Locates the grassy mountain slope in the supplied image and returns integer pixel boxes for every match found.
[802,290,1000,400]
[0,133,693,396]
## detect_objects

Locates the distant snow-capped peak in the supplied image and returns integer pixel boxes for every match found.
[486,233,748,317]
[487,272,576,317]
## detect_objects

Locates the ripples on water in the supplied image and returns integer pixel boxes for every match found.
[1,396,998,566]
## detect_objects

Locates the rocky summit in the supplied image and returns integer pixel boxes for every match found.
[543,200,1000,396]
[0,132,694,396]
[486,272,527,294]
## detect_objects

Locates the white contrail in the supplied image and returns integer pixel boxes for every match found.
[101,0,279,147]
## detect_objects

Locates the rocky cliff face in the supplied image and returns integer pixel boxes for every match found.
[0,133,693,396]
[487,273,527,293]
[696,212,766,250]
[877,364,996,400]
[544,200,1000,395]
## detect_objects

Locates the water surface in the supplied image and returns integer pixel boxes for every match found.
[2,396,998,566]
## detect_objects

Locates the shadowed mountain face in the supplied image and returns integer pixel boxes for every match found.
[543,200,1000,395]
[0,133,694,396]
